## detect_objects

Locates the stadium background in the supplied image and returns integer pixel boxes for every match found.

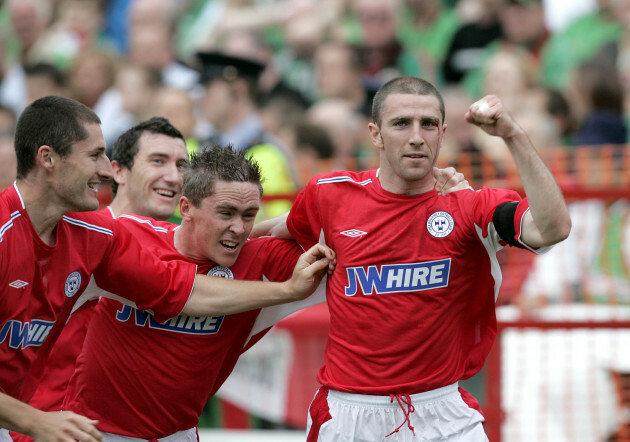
[2,0,630,440]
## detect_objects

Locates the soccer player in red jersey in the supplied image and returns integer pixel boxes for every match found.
[253,76,572,441]
[23,117,190,418]
[56,146,330,440]
[0,97,333,442]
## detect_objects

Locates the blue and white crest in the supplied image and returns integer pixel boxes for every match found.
[207,266,234,279]
[427,211,455,238]
[64,271,82,297]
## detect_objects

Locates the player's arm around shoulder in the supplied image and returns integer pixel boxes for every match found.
[182,243,335,316]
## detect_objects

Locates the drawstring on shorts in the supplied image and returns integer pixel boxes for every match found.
[386,394,416,437]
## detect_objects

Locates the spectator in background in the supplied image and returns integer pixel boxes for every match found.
[101,63,164,148]
[442,0,505,84]
[293,120,336,163]
[313,41,368,111]
[126,0,198,90]
[218,28,310,110]
[153,86,201,156]
[260,93,309,158]
[66,48,123,149]
[67,47,118,111]
[307,98,372,165]
[23,62,67,105]
[342,0,422,85]
[461,0,549,99]
[397,0,460,84]
[26,0,110,71]
[480,46,539,110]
[0,0,53,115]
[196,51,298,220]
[569,57,627,146]
[271,1,334,104]
[540,0,624,91]
[0,105,17,190]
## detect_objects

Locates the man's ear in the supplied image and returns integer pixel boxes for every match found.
[37,145,56,171]
[179,196,192,222]
[368,122,383,150]
[111,160,128,186]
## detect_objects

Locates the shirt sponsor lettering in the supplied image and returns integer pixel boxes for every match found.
[344,259,451,296]
[0,319,54,349]
[115,304,224,335]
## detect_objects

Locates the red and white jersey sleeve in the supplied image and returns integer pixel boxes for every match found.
[87,213,196,322]
[287,169,541,395]
[63,230,307,438]
[0,184,196,400]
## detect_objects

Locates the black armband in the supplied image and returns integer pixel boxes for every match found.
[492,201,526,248]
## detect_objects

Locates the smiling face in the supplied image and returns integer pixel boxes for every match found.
[369,93,447,195]
[179,180,261,266]
[51,122,111,212]
[113,132,188,220]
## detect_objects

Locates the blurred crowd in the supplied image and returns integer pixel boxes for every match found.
[0,0,629,195]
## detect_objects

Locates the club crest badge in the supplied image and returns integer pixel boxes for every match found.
[64,271,82,297]
[427,211,455,238]
[207,266,234,279]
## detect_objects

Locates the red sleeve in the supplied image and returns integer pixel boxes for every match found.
[286,176,322,249]
[471,187,524,238]
[93,221,196,323]
[259,238,303,282]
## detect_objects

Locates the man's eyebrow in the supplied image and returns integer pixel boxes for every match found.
[89,146,107,154]
[216,203,260,212]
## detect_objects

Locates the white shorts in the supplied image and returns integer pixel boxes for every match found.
[101,427,198,442]
[306,383,487,442]
[0,429,10,442]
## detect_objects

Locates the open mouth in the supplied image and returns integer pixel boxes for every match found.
[220,240,238,250]
[88,182,99,191]
[155,189,176,198]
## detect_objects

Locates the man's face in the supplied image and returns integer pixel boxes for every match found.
[116,132,188,220]
[201,79,232,130]
[52,122,112,212]
[184,180,260,267]
[369,93,447,194]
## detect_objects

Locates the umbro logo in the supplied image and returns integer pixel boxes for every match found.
[9,280,29,289]
[340,229,367,238]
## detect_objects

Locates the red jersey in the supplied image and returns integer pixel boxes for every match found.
[0,185,196,399]
[287,169,541,395]
[25,208,114,414]
[63,214,318,438]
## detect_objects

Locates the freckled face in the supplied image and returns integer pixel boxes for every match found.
[369,93,447,194]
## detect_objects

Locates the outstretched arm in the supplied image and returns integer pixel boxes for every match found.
[250,211,291,238]
[0,393,102,442]
[182,243,335,316]
[465,95,571,248]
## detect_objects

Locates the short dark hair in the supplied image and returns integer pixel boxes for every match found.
[184,145,263,207]
[110,117,186,194]
[15,96,101,179]
[371,76,445,126]
[24,62,66,87]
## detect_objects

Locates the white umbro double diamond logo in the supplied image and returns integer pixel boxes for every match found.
[340,229,367,238]
[9,280,29,289]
